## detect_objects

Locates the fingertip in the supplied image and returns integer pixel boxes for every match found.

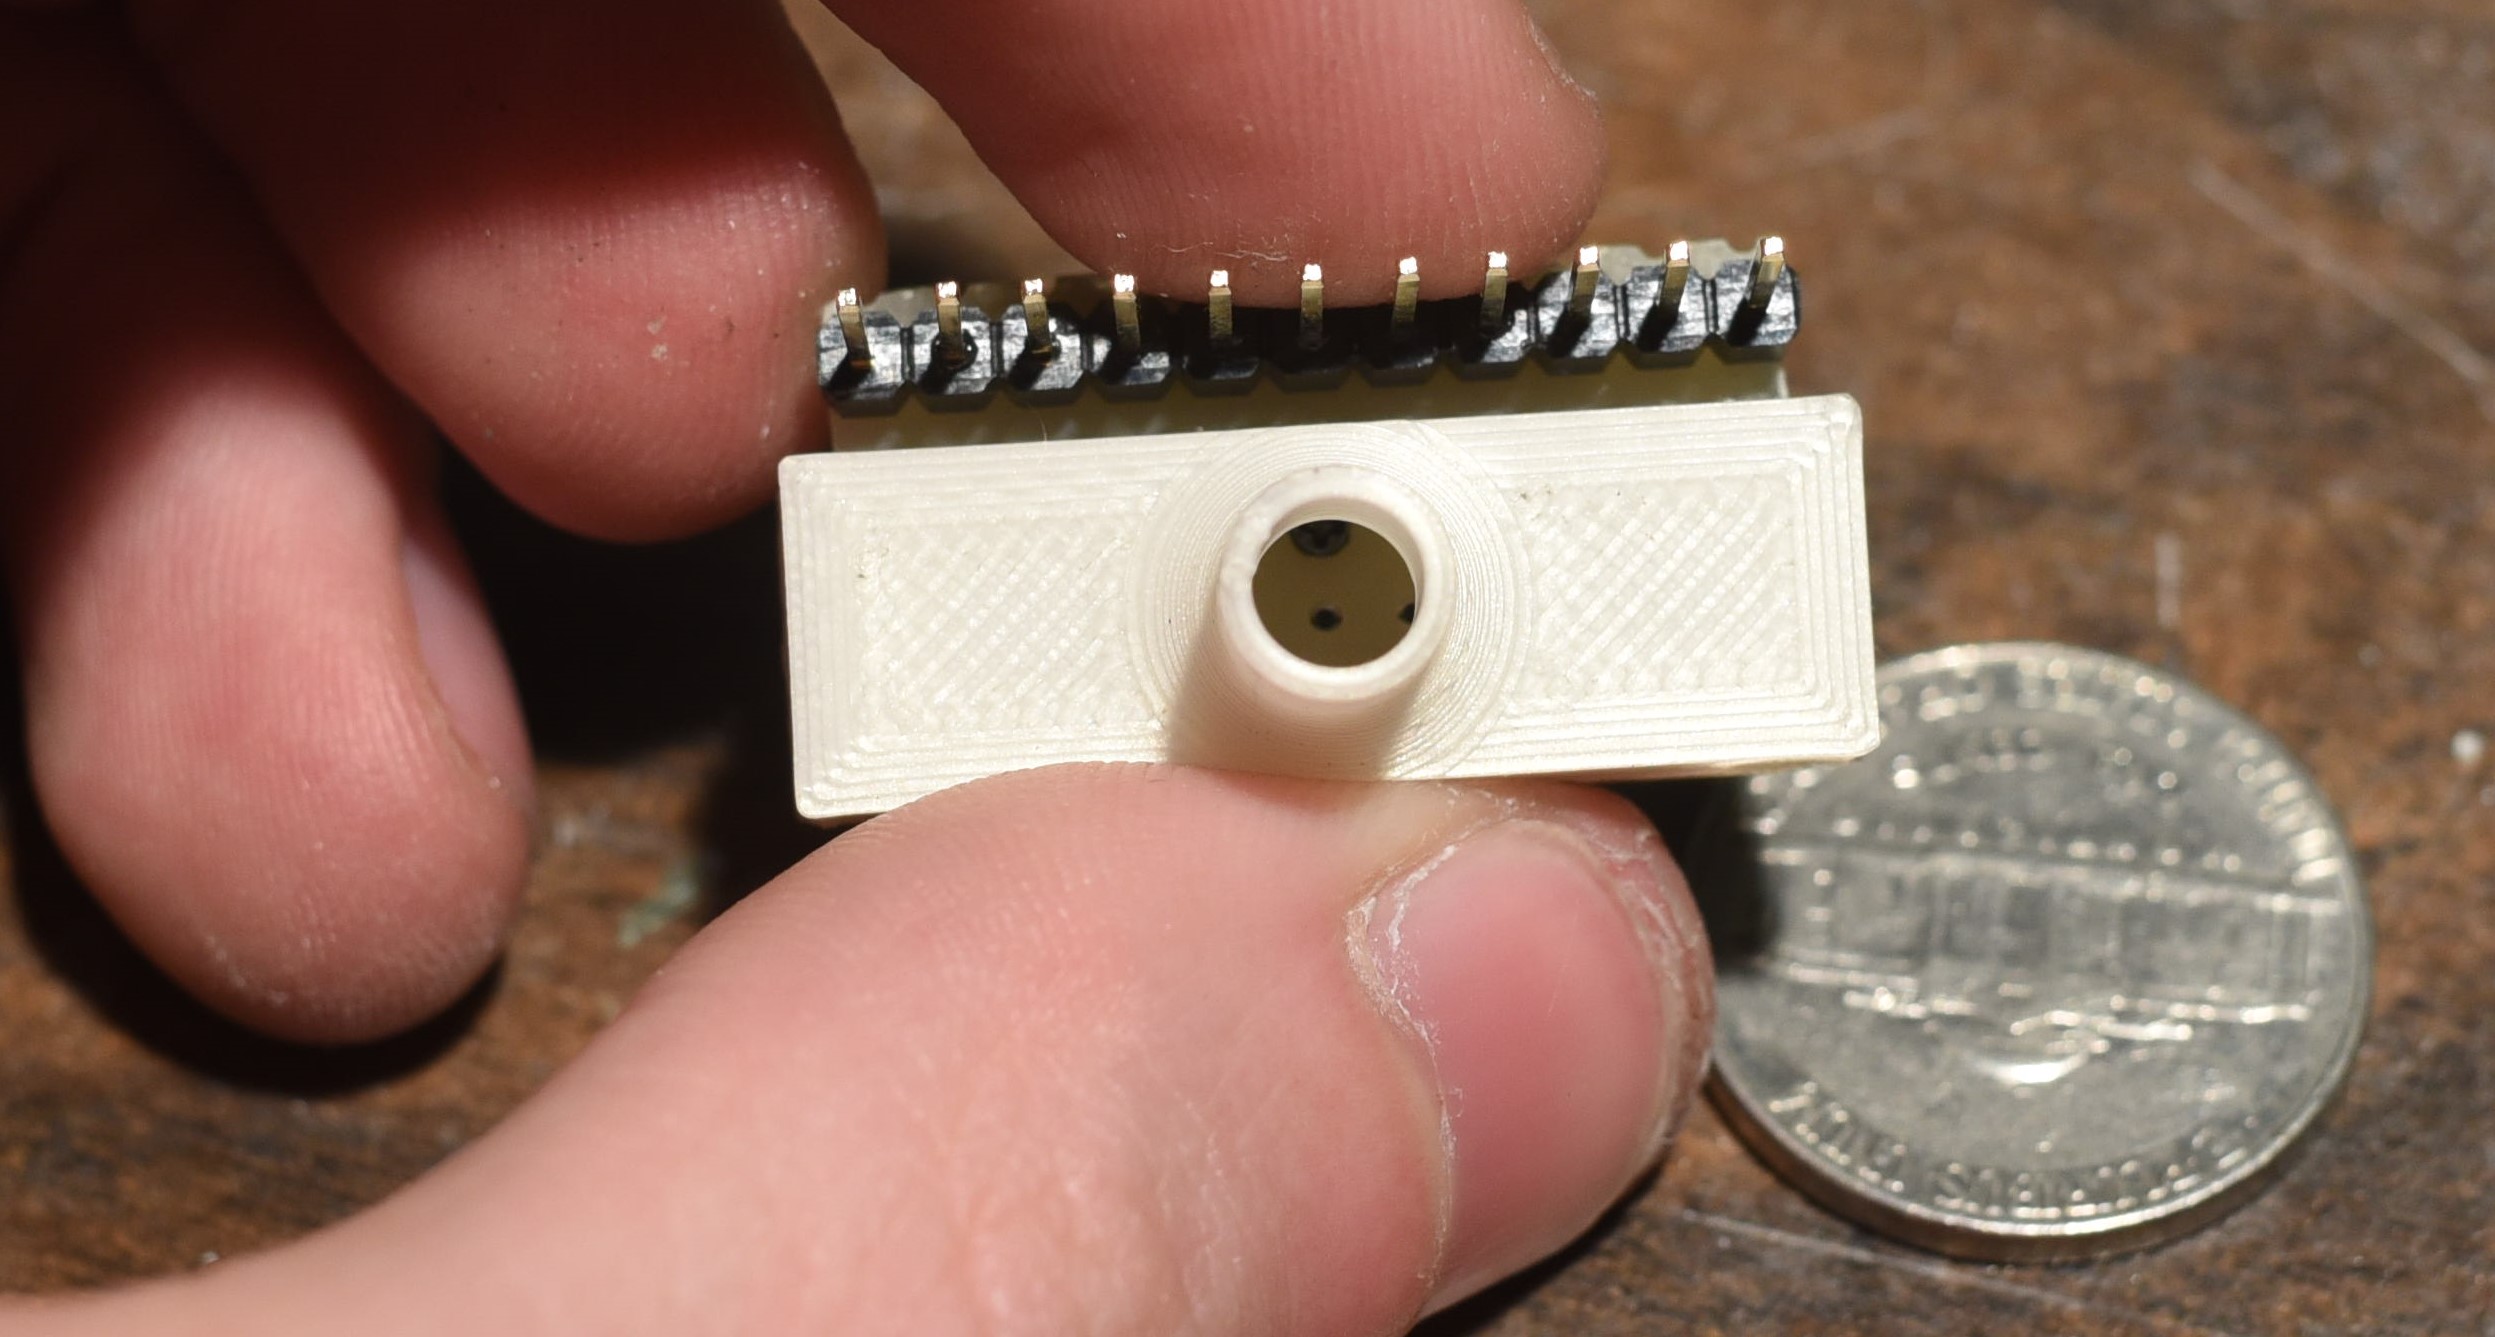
[358,147,881,543]
[835,0,1607,305]
[1354,807,1705,1311]
[25,505,536,1043]
[139,0,888,542]
[150,788,530,1048]
[31,640,534,1046]
[375,149,882,541]
[0,110,539,1042]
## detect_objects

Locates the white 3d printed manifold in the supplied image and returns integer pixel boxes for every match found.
[780,395,1876,820]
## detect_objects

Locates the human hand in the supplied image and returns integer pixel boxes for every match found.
[3,0,1713,1330]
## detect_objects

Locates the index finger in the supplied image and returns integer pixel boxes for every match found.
[129,0,1601,542]
[829,0,1606,306]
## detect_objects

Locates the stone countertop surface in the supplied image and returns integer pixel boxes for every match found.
[2,2,2489,1332]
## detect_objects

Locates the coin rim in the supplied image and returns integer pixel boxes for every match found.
[1705,641,2375,1262]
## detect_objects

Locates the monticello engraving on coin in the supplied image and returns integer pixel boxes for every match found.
[1700,643,2371,1259]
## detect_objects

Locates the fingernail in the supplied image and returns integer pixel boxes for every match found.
[1354,816,1703,1312]
[1524,13,1599,109]
[401,525,533,810]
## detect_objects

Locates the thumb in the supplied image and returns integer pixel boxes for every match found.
[32,766,1712,1335]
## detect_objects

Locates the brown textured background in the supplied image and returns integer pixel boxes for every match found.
[3,1,2491,1332]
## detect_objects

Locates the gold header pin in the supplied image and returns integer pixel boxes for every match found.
[1019,278,1054,357]
[1111,273,1142,355]
[1391,257,1421,342]
[1298,263,1326,349]
[1480,251,1510,333]
[1208,269,1236,345]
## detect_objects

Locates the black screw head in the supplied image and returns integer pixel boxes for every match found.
[1289,520,1353,558]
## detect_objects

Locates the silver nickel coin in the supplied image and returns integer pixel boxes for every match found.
[1696,642,2371,1260]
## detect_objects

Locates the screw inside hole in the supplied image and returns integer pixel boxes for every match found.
[1289,520,1352,558]
[1310,605,1343,631]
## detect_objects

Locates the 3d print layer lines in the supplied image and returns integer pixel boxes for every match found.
[780,396,1876,820]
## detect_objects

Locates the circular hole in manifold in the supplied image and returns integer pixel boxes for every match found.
[1253,520,1417,668]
